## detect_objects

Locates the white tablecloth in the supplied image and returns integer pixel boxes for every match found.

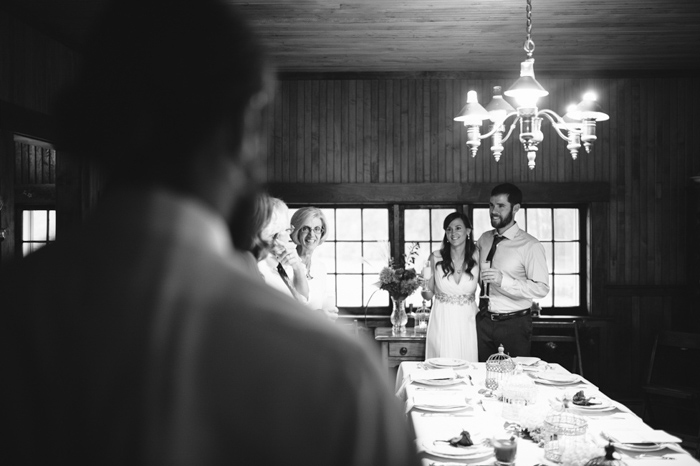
[396,361,699,466]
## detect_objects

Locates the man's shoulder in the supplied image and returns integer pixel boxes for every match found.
[514,228,543,245]
[476,230,495,244]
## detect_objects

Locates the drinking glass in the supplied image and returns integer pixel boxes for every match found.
[420,260,433,300]
[492,434,517,466]
[481,260,492,309]
[421,260,432,282]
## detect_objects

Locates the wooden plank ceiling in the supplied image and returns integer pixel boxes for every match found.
[3,0,700,74]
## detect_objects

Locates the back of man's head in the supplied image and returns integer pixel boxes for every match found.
[491,183,523,206]
[55,0,269,189]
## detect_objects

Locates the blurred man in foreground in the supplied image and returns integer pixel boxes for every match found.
[0,1,419,464]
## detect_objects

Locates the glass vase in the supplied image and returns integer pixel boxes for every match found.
[390,297,408,335]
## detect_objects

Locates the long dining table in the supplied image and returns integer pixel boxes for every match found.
[395,359,699,466]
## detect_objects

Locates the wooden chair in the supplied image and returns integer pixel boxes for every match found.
[531,320,584,376]
[642,330,700,458]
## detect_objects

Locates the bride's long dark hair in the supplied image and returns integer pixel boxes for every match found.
[437,211,476,279]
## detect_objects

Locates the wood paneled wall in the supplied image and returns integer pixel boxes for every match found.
[2,7,699,395]
[264,75,699,285]
[265,75,700,395]
[0,9,81,264]
[0,9,80,115]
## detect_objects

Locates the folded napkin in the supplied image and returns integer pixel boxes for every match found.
[413,391,468,408]
[410,368,456,382]
[603,428,682,444]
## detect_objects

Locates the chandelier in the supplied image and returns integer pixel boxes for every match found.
[454,0,609,169]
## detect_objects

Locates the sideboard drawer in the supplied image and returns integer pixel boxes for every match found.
[388,341,425,358]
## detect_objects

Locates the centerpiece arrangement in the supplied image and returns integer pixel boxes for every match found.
[376,243,421,334]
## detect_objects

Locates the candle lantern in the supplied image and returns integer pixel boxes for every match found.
[542,411,588,463]
[485,344,515,391]
[501,364,538,420]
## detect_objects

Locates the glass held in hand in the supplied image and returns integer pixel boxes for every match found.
[421,260,432,281]
[481,260,492,296]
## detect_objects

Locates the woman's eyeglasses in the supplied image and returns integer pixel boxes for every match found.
[300,226,324,236]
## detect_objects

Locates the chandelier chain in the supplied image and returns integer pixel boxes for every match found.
[524,0,535,57]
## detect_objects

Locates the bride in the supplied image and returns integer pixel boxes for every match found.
[421,211,479,361]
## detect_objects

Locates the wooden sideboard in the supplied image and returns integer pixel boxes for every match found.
[374,327,426,369]
[374,316,612,379]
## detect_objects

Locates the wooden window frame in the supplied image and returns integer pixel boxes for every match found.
[271,182,609,318]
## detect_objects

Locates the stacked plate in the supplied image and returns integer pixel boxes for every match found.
[532,371,582,386]
[411,391,470,412]
[410,368,462,387]
[512,356,544,371]
[612,443,663,452]
[421,437,493,460]
[425,357,471,370]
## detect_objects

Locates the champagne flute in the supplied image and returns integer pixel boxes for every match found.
[420,260,432,301]
[481,259,492,309]
[421,260,432,283]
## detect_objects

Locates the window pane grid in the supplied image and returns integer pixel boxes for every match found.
[473,206,583,311]
[20,209,56,257]
[404,207,456,308]
[309,207,390,310]
[291,204,584,316]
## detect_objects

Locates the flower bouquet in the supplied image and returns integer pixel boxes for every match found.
[376,243,421,333]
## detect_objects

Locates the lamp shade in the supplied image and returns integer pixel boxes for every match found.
[566,93,609,121]
[485,86,516,122]
[454,90,490,125]
[505,58,548,108]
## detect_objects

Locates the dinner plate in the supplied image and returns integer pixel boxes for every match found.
[513,356,541,366]
[422,439,493,459]
[425,357,470,368]
[535,372,581,384]
[414,403,470,412]
[613,442,663,452]
[412,376,464,387]
[569,399,615,412]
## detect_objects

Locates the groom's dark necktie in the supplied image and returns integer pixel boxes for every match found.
[479,234,505,311]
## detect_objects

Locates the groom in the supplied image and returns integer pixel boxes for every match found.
[476,183,550,361]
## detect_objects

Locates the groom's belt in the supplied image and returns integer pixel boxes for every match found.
[480,308,531,321]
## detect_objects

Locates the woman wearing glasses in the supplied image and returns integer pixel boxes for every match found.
[290,207,339,320]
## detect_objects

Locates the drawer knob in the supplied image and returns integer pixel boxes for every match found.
[400,347,408,356]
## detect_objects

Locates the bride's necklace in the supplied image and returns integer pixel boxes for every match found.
[452,259,464,275]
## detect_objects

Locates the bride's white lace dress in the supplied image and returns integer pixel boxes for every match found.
[425,251,479,361]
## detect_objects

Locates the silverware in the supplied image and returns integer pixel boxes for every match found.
[477,399,486,412]
[633,455,675,460]
[467,374,474,386]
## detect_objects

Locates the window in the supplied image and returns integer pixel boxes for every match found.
[472,206,584,311]
[19,208,56,256]
[290,207,391,312]
[403,207,459,308]
[290,203,586,316]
